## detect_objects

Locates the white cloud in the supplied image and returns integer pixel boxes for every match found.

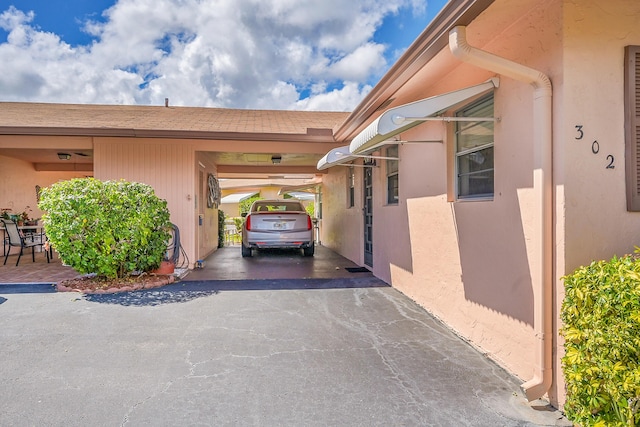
[0,0,427,111]
[294,81,373,111]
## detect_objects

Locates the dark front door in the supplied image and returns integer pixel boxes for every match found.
[363,166,373,267]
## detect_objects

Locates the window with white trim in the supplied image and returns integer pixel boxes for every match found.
[386,145,399,204]
[455,94,494,199]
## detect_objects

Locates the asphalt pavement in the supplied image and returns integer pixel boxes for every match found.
[0,276,571,426]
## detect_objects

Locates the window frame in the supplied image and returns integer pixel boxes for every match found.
[454,94,495,201]
[347,166,355,208]
[386,145,399,205]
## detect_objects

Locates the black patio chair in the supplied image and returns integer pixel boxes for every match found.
[1,218,50,266]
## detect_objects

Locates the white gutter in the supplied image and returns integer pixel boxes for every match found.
[449,26,553,402]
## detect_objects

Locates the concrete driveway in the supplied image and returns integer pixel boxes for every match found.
[1,276,569,426]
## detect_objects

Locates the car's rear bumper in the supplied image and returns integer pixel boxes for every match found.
[244,230,313,249]
[247,241,313,249]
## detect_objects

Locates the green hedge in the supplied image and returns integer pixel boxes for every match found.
[561,254,640,426]
[218,209,225,248]
[39,178,171,279]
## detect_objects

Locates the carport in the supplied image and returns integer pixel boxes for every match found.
[0,244,374,285]
[0,103,351,271]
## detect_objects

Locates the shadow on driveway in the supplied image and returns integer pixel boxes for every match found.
[0,283,56,294]
[85,277,389,307]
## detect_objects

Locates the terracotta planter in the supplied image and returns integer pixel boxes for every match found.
[152,260,175,275]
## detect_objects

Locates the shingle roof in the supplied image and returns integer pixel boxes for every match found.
[0,102,350,140]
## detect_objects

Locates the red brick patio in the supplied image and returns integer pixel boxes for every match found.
[0,252,79,284]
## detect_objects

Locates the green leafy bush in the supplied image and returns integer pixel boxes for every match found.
[38,178,171,279]
[218,209,226,248]
[561,253,640,426]
[233,216,243,233]
[305,202,315,217]
[239,195,262,215]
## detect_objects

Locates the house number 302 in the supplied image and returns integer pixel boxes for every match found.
[575,125,615,169]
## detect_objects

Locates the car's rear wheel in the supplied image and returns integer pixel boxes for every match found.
[241,244,252,258]
[303,243,315,257]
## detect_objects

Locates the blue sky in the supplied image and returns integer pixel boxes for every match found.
[0,0,447,110]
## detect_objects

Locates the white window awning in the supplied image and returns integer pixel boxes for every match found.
[286,192,316,201]
[278,182,321,194]
[349,78,499,154]
[316,145,357,170]
[220,192,258,204]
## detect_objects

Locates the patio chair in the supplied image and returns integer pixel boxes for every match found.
[1,218,50,266]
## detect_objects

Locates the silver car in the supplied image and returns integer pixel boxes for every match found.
[241,199,314,257]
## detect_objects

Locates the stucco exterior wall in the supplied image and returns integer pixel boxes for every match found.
[385,76,541,381]
[0,155,90,219]
[324,0,640,407]
[322,0,566,404]
[321,165,364,265]
[555,0,640,403]
[562,0,640,271]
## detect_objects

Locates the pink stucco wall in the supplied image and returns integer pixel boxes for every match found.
[0,155,90,219]
[321,0,567,404]
[321,166,364,265]
[320,0,640,408]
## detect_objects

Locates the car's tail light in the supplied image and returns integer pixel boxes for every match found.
[306,215,312,231]
[246,215,252,231]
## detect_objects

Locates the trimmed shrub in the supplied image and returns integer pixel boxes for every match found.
[561,254,640,426]
[38,178,171,279]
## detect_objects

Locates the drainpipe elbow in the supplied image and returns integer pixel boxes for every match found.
[449,26,474,61]
[521,368,553,402]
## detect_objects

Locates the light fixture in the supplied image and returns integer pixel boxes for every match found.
[271,155,282,164]
[57,152,71,160]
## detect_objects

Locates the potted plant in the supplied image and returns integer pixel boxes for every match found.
[12,206,33,226]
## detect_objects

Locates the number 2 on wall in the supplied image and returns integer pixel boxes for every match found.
[606,155,615,169]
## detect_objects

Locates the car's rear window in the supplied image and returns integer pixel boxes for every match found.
[252,202,304,212]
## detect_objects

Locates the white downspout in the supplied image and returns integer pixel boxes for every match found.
[449,25,553,402]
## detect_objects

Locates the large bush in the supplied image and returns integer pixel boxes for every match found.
[561,254,640,426]
[39,178,171,279]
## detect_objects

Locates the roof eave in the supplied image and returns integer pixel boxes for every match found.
[335,0,494,141]
[0,126,339,143]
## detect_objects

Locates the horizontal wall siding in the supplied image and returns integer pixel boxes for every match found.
[94,138,196,266]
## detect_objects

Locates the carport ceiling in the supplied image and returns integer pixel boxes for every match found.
[213,152,319,167]
[0,149,325,178]
[211,151,326,179]
[0,148,93,171]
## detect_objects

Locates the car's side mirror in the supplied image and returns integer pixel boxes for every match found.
[241,212,247,218]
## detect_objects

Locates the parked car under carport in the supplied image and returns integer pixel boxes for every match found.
[241,199,315,257]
